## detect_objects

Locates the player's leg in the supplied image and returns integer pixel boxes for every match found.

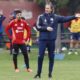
[47,40,55,78]
[74,40,79,55]
[68,33,75,55]
[74,33,80,55]
[10,40,13,55]
[34,40,46,78]
[27,45,31,53]
[20,44,32,72]
[28,45,31,53]
[12,44,19,72]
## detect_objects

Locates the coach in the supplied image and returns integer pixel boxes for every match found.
[34,2,80,79]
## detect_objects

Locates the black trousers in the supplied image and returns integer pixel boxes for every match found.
[12,43,29,69]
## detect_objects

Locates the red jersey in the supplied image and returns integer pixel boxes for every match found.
[5,19,31,44]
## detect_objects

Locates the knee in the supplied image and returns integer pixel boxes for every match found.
[38,54,44,59]
[13,54,18,59]
[49,54,55,60]
[23,53,28,58]
[13,54,17,57]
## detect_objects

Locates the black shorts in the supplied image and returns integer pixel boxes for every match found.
[12,43,27,54]
[70,32,80,40]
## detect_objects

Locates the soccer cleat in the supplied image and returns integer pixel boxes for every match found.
[74,52,78,55]
[26,68,32,72]
[48,78,52,80]
[48,74,52,78]
[34,74,41,78]
[68,51,72,55]
[15,69,20,72]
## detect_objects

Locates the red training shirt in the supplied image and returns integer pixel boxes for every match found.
[5,19,31,44]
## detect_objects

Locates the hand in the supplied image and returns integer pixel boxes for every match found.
[68,27,71,31]
[22,40,25,43]
[47,27,53,31]
[25,39,30,44]
[75,13,80,18]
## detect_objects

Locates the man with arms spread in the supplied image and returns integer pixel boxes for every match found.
[34,3,80,79]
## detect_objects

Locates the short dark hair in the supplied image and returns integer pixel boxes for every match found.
[14,9,22,15]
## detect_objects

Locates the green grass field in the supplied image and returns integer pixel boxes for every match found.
[0,48,80,80]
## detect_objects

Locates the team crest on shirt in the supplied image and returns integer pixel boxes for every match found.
[44,19,47,23]
[21,23,24,26]
[16,30,18,33]
[50,18,54,23]
[50,18,54,21]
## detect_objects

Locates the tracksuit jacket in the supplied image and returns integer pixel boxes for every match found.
[36,13,76,40]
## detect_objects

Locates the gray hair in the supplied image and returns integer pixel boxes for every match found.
[45,2,54,12]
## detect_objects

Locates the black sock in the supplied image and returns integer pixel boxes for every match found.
[13,54,18,69]
[23,53,29,69]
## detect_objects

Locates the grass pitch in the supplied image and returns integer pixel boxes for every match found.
[0,48,80,80]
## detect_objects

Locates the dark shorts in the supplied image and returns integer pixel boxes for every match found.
[70,32,80,40]
[12,43,27,54]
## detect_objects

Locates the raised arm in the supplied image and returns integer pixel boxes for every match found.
[58,15,76,23]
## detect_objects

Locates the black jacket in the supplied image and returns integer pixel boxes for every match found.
[36,13,76,40]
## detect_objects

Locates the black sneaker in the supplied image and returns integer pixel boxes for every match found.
[34,74,41,78]
[48,74,52,78]
[48,74,52,80]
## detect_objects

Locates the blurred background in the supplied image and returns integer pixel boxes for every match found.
[0,0,80,52]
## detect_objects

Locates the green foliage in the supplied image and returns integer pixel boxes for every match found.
[56,0,69,8]
[35,0,69,9]
[36,0,45,7]
[67,0,80,14]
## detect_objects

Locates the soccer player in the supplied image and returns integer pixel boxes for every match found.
[5,10,32,72]
[34,3,80,79]
[68,11,80,55]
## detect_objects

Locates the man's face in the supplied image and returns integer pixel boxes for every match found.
[16,13,22,20]
[45,5,53,14]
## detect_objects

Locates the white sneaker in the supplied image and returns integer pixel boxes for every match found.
[74,52,78,55]
[48,78,52,80]
[68,52,72,55]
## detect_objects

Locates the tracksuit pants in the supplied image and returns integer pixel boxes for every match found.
[37,40,55,75]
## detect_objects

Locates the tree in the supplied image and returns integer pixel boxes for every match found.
[67,0,80,14]
[35,0,80,14]
[35,0,69,12]
[50,0,69,8]
[36,0,45,7]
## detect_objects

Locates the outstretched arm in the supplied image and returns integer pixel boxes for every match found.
[58,13,80,23]
[58,15,76,23]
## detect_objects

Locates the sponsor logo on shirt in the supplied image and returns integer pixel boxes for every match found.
[17,27,23,29]
[16,29,24,33]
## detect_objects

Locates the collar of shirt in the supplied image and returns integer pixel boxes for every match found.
[44,12,54,17]
[15,19,22,22]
